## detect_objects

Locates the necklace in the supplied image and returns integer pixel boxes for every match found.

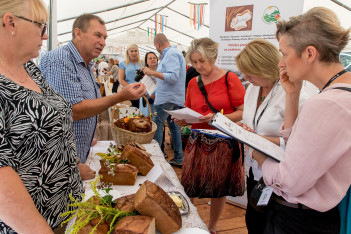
[0,57,28,83]
[258,87,266,102]
[320,69,347,92]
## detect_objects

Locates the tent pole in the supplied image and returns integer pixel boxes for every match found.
[329,0,351,11]
[48,0,58,51]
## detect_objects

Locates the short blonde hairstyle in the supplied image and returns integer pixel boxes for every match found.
[125,44,142,66]
[0,0,48,23]
[276,7,350,63]
[236,39,281,83]
[186,37,218,65]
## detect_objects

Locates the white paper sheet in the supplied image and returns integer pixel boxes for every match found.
[164,107,204,124]
[145,163,163,183]
[141,75,158,95]
[210,113,285,162]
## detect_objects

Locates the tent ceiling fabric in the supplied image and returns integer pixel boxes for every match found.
[56,0,210,57]
[54,0,350,56]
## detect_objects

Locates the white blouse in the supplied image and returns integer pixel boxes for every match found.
[242,81,309,180]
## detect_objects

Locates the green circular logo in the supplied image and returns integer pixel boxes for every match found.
[263,6,281,24]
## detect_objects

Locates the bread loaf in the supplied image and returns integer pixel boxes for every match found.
[114,194,135,212]
[113,215,155,234]
[114,117,152,132]
[114,119,127,130]
[99,164,137,185]
[134,181,182,234]
[121,145,154,176]
[77,217,109,234]
[127,117,152,132]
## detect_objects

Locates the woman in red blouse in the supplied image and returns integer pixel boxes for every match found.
[176,38,245,234]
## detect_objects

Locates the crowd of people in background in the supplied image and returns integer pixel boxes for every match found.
[0,0,350,233]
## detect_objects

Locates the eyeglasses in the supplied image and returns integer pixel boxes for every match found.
[14,15,47,37]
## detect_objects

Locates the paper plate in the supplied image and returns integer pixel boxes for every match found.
[172,228,210,234]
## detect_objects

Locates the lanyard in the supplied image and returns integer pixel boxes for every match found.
[253,81,278,131]
[253,102,269,132]
[320,69,347,92]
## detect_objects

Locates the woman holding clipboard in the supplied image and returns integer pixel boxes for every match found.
[235,39,308,233]
[247,7,351,233]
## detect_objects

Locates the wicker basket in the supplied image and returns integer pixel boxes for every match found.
[110,96,157,145]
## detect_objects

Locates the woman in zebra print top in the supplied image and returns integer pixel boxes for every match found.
[0,0,83,233]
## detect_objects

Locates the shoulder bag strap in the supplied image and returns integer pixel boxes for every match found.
[197,75,220,113]
[224,71,233,107]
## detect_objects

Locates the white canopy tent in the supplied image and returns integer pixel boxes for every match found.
[46,0,210,58]
[43,0,351,58]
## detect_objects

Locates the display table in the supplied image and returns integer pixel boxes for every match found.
[75,140,208,233]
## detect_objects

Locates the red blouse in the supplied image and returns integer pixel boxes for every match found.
[185,72,245,130]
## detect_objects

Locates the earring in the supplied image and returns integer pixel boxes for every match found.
[11,31,14,36]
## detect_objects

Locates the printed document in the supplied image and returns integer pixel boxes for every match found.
[164,107,204,124]
[141,75,158,95]
[210,113,285,162]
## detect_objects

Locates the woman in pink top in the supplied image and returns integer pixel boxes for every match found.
[247,7,351,233]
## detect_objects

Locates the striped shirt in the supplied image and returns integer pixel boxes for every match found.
[39,41,101,163]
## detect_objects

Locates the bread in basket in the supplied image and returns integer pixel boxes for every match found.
[111,98,157,144]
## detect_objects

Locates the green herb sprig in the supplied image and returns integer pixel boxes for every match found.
[61,176,136,234]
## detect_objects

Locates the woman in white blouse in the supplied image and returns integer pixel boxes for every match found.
[235,39,308,234]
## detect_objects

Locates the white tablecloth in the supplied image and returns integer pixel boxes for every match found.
[68,140,208,233]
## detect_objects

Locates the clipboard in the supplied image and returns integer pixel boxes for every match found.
[209,113,285,162]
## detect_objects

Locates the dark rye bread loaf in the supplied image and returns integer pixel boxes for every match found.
[134,181,182,234]
[121,145,154,176]
[113,215,155,234]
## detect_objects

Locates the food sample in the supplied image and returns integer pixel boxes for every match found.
[134,181,182,234]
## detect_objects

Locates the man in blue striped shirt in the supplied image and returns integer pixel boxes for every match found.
[39,14,145,179]
[141,33,186,167]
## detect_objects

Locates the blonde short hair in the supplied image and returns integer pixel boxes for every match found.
[236,39,281,83]
[276,7,350,63]
[0,0,48,23]
[125,44,142,66]
[186,37,218,65]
